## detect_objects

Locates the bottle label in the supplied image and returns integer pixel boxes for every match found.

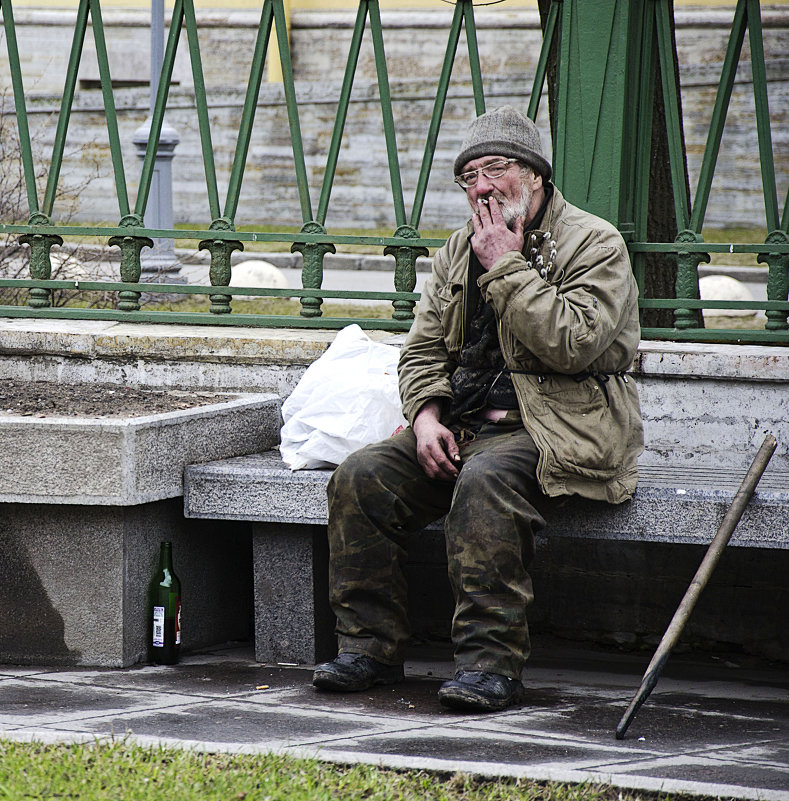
[175,599,182,646]
[152,605,165,647]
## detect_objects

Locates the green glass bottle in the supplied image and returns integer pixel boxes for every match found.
[150,541,181,665]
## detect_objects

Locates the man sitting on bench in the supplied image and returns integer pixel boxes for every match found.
[313,106,644,712]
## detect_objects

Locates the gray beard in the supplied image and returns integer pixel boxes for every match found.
[499,183,534,230]
[471,182,534,230]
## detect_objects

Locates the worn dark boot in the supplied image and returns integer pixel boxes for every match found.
[438,670,526,712]
[312,652,404,692]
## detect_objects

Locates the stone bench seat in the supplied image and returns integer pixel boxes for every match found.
[183,450,789,667]
[184,450,789,548]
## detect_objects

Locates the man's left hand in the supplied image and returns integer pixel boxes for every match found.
[470,196,524,271]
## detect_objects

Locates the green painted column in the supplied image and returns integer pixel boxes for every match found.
[552,0,646,233]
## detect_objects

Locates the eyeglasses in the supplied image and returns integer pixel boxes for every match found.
[454,158,519,189]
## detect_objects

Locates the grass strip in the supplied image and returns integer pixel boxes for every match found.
[0,740,704,801]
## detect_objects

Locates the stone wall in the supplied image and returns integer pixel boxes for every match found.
[2,7,787,231]
[2,320,787,476]
[1,501,254,666]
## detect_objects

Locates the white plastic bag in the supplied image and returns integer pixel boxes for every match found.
[279,324,408,470]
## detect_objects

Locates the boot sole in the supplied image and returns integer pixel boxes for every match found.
[438,684,525,712]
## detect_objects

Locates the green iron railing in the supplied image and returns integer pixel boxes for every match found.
[0,0,787,342]
[628,0,789,342]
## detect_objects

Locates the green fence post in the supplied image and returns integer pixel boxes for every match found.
[385,226,428,321]
[41,0,90,219]
[90,0,132,220]
[367,0,426,321]
[527,0,559,122]
[199,219,243,315]
[409,0,465,229]
[552,0,635,227]
[198,0,273,316]
[630,5,657,303]
[673,230,709,330]
[1,0,40,216]
[292,222,334,318]
[463,4,485,116]
[760,231,789,331]
[402,0,484,323]
[183,0,221,221]
[654,0,707,330]
[108,216,153,311]
[746,0,786,331]
[19,214,63,309]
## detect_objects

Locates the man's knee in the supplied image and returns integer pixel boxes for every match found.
[448,452,545,546]
[452,456,509,503]
[453,441,539,504]
[329,430,418,498]
[328,445,380,504]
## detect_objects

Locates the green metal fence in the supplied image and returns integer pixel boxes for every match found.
[626,0,789,343]
[0,0,787,342]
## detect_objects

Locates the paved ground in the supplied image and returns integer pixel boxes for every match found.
[1,639,787,800]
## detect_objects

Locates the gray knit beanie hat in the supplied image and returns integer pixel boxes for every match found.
[454,105,552,180]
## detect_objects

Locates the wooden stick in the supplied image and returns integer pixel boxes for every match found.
[615,433,778,740]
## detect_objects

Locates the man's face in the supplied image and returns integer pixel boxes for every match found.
[461,156,542,229]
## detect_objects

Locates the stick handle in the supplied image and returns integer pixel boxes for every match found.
[615,433,777,740]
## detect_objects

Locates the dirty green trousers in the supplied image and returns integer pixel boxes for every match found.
[326,419,546,679]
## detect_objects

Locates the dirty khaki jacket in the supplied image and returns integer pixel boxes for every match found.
[398,186,644,504]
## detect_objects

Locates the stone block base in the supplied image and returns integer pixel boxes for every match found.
[0,500,253,667]
[253,523,336,666]
[530,537,789,661]
[251,522,456,666]
[250,522,789,665]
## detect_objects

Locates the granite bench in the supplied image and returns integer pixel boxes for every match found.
[184,450,789,666]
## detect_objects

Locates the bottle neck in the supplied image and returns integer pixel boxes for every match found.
[159,542,175,587]
[160,541,173,564]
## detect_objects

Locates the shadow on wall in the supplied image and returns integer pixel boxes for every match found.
[0,529,80,665]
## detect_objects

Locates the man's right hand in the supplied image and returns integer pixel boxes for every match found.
[412,400,461,480]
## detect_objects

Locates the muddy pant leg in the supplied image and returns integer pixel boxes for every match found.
[327,427,454,665]
[445,424,545,679]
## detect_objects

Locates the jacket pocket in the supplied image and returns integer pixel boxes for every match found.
[437,281,464,357]
[531,377,629,479]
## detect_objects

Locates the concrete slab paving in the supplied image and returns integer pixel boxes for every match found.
[0,640,787,800]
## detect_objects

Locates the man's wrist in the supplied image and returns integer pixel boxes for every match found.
[415,399,440,419]
[413,398,445,428]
